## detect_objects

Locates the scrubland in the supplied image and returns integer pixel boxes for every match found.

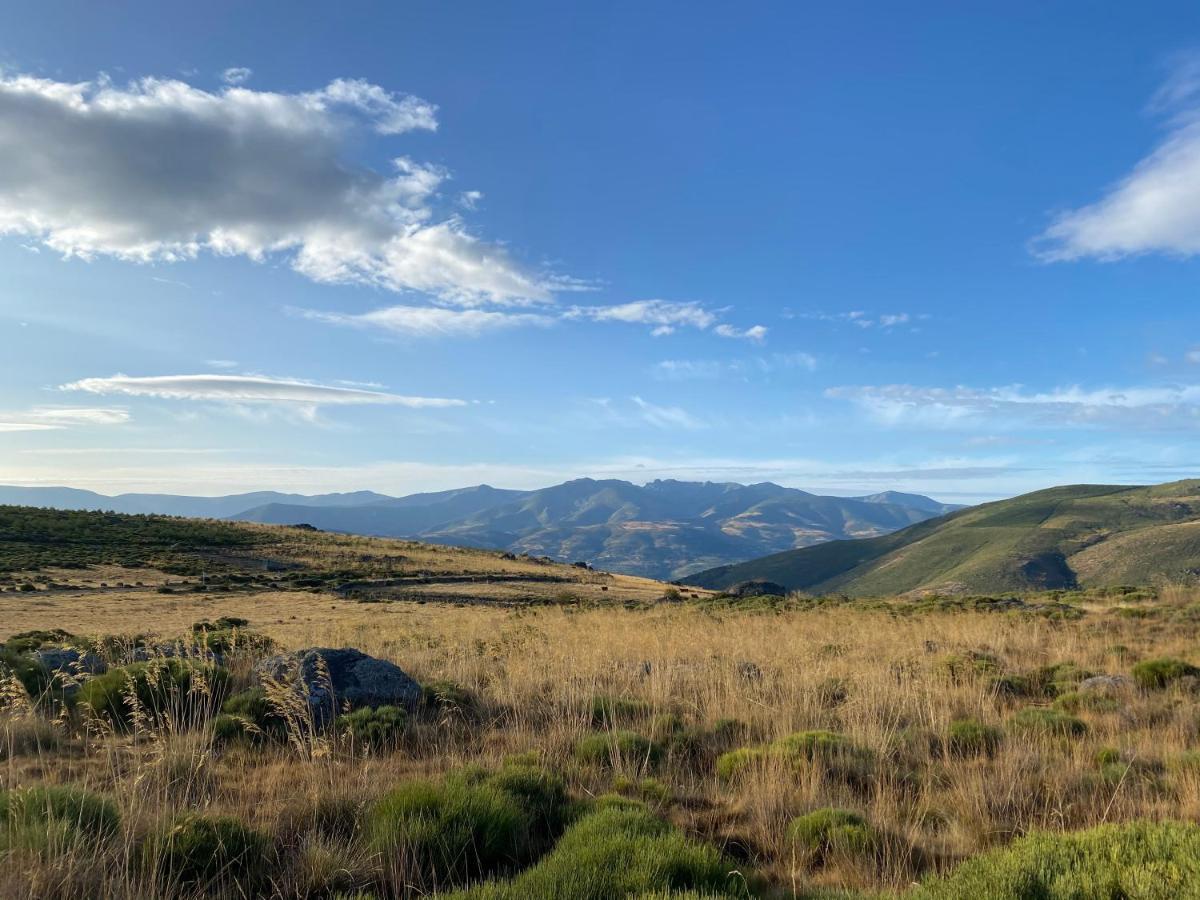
[5,582,1200,898]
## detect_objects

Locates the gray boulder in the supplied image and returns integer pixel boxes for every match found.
[34,646,107,676]
[1079,674,1134,694]
[254,647,421,724]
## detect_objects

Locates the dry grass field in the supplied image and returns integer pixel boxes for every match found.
[6,558,1200,897]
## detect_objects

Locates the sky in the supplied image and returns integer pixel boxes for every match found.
[4,2,1200,503]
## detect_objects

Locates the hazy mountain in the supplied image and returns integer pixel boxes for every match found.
[0,486,394,519]
[0,479,961,581]
[687,479,1200,596]
[231,478,960,580]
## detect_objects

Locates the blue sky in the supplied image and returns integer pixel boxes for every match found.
[4,2,1200,502]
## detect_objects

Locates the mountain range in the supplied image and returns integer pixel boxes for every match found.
[688,479,1200,595]
[0,480,961,580]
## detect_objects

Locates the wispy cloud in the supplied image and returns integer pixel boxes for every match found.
[0,406,129,432]
[300,305,553,337]
[61,374,465,409]
[221,66,252,85]
[829,382,1200,429]
[0,72,575,304]
[713,323,768,342]
[792,310,917,329]
[653,351,816,381]
[1035,54,1200,261]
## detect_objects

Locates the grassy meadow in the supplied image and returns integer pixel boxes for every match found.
[5,566,1200,897]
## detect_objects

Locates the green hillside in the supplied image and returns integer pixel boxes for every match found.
[685,480,1200,595]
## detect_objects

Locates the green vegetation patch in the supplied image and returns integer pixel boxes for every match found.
[1131,658,1200,690]
[1009,707,1088,738]
[142,813,270,889]
[788,808,876,864]
[574,730,663,767]
[443,802,740,899]
[0,785,120,851]
[914,821,1200,899]
[80,658,230,729]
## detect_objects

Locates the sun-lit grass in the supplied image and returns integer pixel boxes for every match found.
[6,577,1200,896]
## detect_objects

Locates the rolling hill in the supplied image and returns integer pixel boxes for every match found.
[0,480,961,581]
[686,479,1200,596]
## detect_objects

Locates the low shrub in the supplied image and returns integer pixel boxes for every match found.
[0,785,120,850]
[946,718,1003,758]
[442,803,737,899]
[935,650,1000,683]
[787,807,876,864]
[219,687,289,742]
[574,730,662,767]
[590,694,651,726]
[421,680,479,718]
[716,730,872,785]
[914,821,1200,898]
[142,813,270,889]
[79,659,230,730]
[1010,707,1087,738]
[367,777,528,888]
[337,705,407,750]
[1132,658,1200,690]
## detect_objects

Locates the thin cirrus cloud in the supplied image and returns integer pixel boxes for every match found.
[1035,55,1200,261]
[0,406,130,432]
[0,72,571,305]
[300,305,554,338]
[300,297,766,340]
[61,374,466,409]
[828,382,1200,429]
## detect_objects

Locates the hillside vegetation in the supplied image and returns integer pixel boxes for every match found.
[689,479,1200,595]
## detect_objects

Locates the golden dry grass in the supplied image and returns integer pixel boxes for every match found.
[5,584,1200,897]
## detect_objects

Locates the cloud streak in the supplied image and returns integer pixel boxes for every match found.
[61,374,465,409]
[829,382,1200,429]
[0,72,568,304]
[1035,55,1200,261]
[0,406,130,432]
[301,305,554,337]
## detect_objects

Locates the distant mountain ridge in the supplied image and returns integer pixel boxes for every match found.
[686,479,1200,595]
[0,480,963,580]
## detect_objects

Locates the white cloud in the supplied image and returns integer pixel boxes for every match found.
[829,382,1200,429]
[1035,57,1200,261]
[653,351,816,381]
[221,67,252,86]
[567,300,718,335]
[0,72,566,304]
[796,310,916,329]
[61,374,465,409]
[0,406,129,432]
[459,190,483,210]
[714,323,768,342]
[302,304,553,338]
[630,396,706,430]
[205,359,239,369]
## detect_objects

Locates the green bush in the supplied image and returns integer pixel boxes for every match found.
[79,659,230,729]
[367,778,529,887]
[337,705,407,749]
[788,808,876,862]
[574,731,662,767]
[914,821,1200,898]
[421,680,479,718]
[442,803,737,899]
[1132,658,1200,690]
[590,694,652,726]
[143,814,270,889]
[221,686,288,740]
[0,785,119,851]
[1010,707,1087,738]
[935,650,1000,683]
[716,730,872,785]
[946,718,1003,758]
